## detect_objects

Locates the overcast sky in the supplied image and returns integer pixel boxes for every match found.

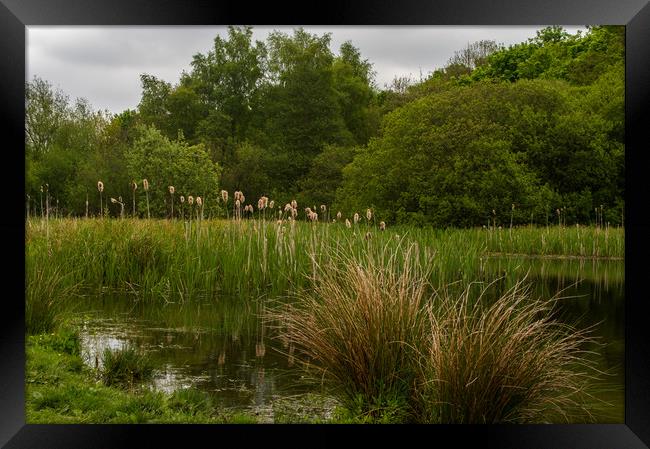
[27,26,585,114]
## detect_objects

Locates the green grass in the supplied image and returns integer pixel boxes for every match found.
[26,218,624,306]
[100,346,155,389]
[26,331,258,424]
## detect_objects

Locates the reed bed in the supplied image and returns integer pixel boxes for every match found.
[25,218,624,306]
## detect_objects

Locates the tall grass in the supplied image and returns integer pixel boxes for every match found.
[416,280,599,423]
[273,243,602,423]
[25,218,624,305]
[272,242,430,421]
[25,263,79,334]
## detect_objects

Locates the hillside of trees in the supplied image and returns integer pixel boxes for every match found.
[25,25,624,226]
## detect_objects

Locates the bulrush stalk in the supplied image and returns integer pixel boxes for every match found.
[143,179,150,219]
[169,186,175,219]
[221,190,229,219]
[131,180,138,217]
[97,181,104,218]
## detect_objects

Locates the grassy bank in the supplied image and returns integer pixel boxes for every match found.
[26,218,624,310]
[26,329,259,424]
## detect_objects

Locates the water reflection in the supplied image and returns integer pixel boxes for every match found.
[74,256,623,422]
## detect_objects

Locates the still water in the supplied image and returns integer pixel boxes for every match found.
[74,257,624,422]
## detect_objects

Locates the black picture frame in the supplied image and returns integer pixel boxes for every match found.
[2,0,649,447]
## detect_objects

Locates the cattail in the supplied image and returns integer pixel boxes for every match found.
[365,231,372,240]
[345,219,351,228]
[143,179,150,218]
[366,208,372,221]
[131,180,138,217]
[284,203,292,213]
[196,196,202,207]
[380,221,386,231]
[354,213,360,224]
[235,199,240,208]
[305,207,312,214]
[262,196,268,209]
[188,195,194,205]
[111,197,117,204]
[336,211,342,220]
[97,181,104,218]
[269,200,275,209]
[258,198,265,210]
[221,190,228,203]
[291,199,297,209]
[180,196,185,203]
[320,205,326,213]
[169,186,175,219]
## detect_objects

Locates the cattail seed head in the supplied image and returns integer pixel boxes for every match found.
[345,218,351,228]
[336,211,342,220]
[196,196,202,207]
[132,180,138,191]
[188,196,194,205]
[284,203,292,212]
[258,198,265,210]
[236,199,241,208]
[110,197,117,204]
[143,179,149,191]
[40,185,43,193]
[320,204,326,213]
[240,194,245,204]
[180,196,185,203]
[380,221,386,231]
[366,208,372,221]
[97,181,104,193]
[512,203,515,210]
[221,190,228,203]
[354,213,360,224]
[169,186,175,194]
[365,231,372,240]
[269,200,275,209]
[291,199,297,209]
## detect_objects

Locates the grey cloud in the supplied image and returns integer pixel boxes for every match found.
[28,26,585,114]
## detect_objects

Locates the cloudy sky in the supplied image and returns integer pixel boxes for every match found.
[27,26,585,114]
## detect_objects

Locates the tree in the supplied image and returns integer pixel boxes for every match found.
[125,125,222,218]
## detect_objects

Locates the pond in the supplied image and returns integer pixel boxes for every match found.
[73,256,624,423]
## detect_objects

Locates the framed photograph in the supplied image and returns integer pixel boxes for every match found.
[3,0,649,447]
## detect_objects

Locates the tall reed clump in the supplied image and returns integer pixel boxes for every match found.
[26,264,79,334]
[273,243,601,423]
[272,242,430,422]
[414,280,599,423]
